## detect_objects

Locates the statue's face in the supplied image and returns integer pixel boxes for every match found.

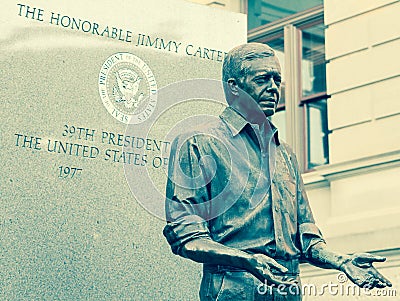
[239,56,282,117]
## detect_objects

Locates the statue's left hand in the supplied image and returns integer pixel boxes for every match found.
[341,253,392,289]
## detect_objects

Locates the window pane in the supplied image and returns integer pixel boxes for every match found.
[306,99,329,169]
[302,24,326,97]
[248,0,323,30]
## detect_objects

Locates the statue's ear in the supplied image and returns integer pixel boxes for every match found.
[227,78,240,96]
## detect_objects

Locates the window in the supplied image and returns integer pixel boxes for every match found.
[248,0,323,30]
[301,23,329,168]
[247,1,329,171]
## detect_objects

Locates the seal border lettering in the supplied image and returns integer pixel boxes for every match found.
[98,52,157,124]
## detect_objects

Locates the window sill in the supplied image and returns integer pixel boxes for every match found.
[302,150,400,188]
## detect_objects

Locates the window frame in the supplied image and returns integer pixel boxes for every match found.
[246,2,328,172]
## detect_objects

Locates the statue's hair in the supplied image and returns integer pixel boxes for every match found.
[222,43,276,83]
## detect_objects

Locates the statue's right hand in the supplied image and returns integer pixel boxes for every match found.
[245,254,296,286]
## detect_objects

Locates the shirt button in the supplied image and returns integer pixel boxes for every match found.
[274,206,279,212]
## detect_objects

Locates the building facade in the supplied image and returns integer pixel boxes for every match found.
[187,0,400,298]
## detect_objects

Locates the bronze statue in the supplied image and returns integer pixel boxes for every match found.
[163,43,391,300]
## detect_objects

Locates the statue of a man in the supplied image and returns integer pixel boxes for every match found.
[163,43,391,300]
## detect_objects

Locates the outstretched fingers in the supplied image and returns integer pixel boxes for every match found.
[353,253,386,268]
[264,257,288,274]
[370,268,392,287]
[257,267,296,287]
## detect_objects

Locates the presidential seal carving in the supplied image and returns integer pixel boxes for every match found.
[98,52,157,124]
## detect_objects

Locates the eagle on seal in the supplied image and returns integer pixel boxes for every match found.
[113,69,144,109]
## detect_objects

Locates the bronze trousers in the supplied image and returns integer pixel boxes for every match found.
[200,264,301,301]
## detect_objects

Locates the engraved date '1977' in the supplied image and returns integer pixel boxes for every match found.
[58,166,82,179]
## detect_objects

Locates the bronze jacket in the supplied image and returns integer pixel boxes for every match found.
[163,106,324,260]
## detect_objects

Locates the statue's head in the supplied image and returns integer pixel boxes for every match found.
[222,43,282,119]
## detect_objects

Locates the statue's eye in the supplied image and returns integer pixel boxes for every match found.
[254,77,266,85]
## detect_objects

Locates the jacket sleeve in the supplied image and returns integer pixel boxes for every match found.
[163,133,212,256]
